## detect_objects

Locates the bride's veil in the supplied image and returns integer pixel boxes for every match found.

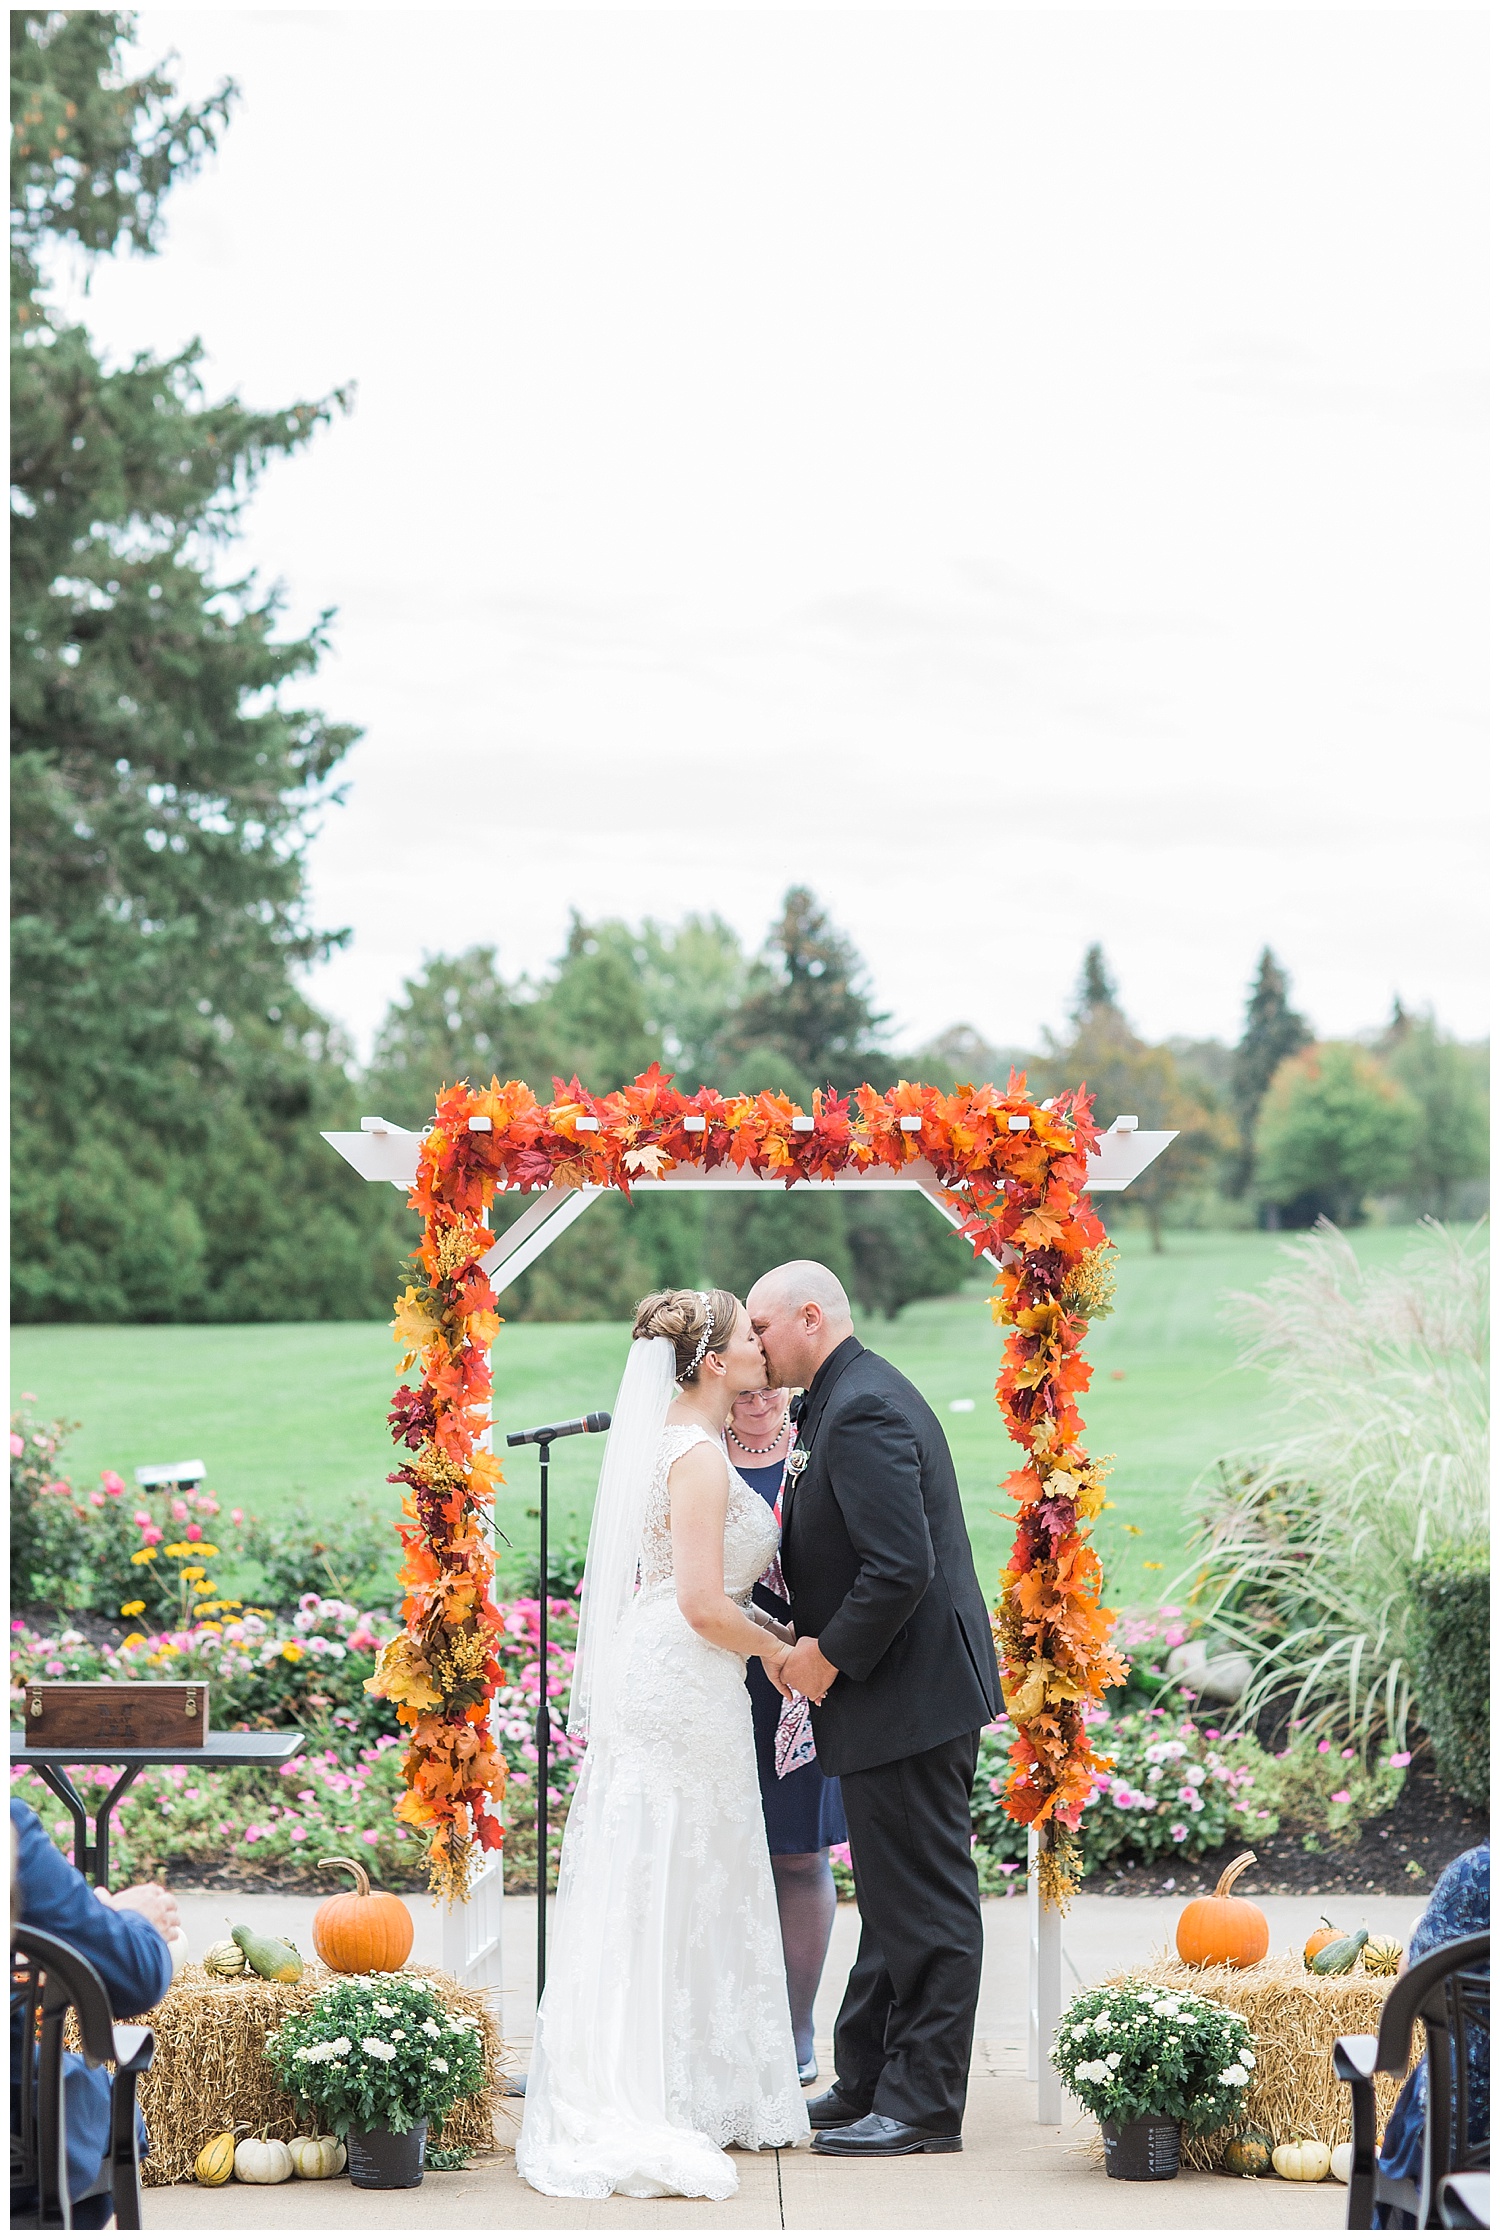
[566,1334,677,1742]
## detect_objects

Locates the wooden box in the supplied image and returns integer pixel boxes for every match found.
[22,1681,210,1750]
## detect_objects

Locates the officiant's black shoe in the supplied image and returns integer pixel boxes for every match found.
[804,2086,869,2128]
[811,2114,963,2157]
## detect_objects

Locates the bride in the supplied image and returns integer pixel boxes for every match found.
[516,1286,813,2200]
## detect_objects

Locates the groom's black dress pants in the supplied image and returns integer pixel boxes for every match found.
[833,1728,983,2134]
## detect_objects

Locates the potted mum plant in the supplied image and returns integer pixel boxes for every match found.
[1050,1977,1256,2180]
[265,1974,486,2189]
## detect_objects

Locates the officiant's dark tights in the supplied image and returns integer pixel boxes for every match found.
[772,1849,837,2067]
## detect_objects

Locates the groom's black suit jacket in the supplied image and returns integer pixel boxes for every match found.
[779,1336,1001,1779]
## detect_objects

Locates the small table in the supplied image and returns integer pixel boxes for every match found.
[10,1730,305,1891]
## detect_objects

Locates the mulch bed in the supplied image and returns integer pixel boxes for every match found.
[1088,1756,1486,1900]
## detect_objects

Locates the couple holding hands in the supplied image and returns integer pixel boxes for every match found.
[517,1260,1001,2202]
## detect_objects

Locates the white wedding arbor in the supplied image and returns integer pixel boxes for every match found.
[325,1108,1174,2120]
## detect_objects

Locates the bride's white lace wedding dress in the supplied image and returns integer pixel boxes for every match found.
[516,1423,811,2200]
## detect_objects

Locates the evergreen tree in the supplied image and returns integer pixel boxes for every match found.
[1229,949,1311,1198]
[11,12,398,1320]
[1073,942,1120,1021]
[725,886,889,1089]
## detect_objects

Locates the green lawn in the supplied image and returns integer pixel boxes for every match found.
[11,1226,1425,1604]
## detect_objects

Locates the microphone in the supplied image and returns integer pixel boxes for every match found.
[505,1412,611,1448]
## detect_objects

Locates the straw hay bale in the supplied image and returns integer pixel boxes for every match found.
[1106,1951,1414,2172]
[134,1962,506,2185]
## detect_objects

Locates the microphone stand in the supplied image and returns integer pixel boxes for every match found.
[504,1410,609,2008]
[534,1436,552,2001]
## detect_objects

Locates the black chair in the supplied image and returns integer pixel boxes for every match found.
[10,1924,156,2230]
[1436,2173,1489,2229]
[1335,1931,1489,2230]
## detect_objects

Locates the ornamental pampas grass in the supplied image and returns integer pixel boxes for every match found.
[1106,1952,1413,2171]
[133,1963,506,2183]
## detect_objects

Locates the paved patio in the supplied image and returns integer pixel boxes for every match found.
[147,1888,1400,2229]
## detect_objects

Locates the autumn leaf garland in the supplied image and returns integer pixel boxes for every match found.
[371,1069,1128,1903]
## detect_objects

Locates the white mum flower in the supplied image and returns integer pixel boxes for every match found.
[1218,2064,1249,2087]
[361,2037,398,2061]
[392,2029,406,2041]
[330,2036,351,2057]
[372,2001,397,2018]
[421,2018,442,2038]
[1105,2051,1122,2070]
[431,2056,449,2074]
[1242,2048,1257,2068]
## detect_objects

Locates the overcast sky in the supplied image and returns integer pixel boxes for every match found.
[74,5,1488,1066]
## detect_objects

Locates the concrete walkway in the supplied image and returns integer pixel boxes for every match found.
[148,1888,1404,2229]
[143,2077,1349,2230]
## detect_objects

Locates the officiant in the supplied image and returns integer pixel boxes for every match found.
[727,1383,846,2087]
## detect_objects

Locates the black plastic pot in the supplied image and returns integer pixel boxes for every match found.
[1101,2114,1182,2180]
[346,2119,428,2189]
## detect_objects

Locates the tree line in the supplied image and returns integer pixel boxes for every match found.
[9,15,1488,1327]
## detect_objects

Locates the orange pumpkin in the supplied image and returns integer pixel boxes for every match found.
[312,1857,415,1974]
[1175,1851,1269,1969]
[1304,1918,1347,1970]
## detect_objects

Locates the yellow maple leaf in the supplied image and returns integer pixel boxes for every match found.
[392,1287,442,1356]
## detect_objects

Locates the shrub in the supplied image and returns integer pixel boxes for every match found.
[10,1411,256,1623]
[11,1597,399,1754]
[1408,1545,1489,1805]
[241,1501,399,1609]
[1184,1220,1488,1752]
[970,1711,1276,1875]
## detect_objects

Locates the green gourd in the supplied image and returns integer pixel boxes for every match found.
[1309,1927,1369,1976]
[230,1925,304,1982]
[1223,2126,1275,2178]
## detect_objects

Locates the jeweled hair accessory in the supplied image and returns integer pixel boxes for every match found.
[683,1289,716,1379]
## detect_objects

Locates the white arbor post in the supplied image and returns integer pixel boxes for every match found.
[323,1112,1173,2059]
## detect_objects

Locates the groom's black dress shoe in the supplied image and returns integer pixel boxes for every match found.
[811,2114,963,2157]
[804,2087,869,2129]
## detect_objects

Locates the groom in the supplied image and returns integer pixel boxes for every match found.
[746,1262,1002,2158]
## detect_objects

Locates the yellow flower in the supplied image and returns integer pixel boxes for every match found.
[179,1566,206,1582]
[195,1543,220,1558]
[218,1597,243,1609]
[196,1620,223,1633]
[196,1580,217,1596]
[121,1632,147,1649]
[163,1542,193,1558]
[130,1547,158,1565]
[119,1599,146,1618]
[193,1602,221,1617]
[279,1642,305,1663]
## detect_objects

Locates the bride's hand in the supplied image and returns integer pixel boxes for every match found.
[759,1641,794,1701]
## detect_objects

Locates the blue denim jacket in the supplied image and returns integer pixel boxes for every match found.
[10,1801,172,2207]
[1374,1841,1489,2228]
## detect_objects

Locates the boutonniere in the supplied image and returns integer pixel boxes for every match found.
[786,1446,810,1480]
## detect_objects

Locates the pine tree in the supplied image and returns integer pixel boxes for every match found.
[11,12,397,1320]
[1228,949,1311,1198]
[1072,942,1120,1021]
[725,886,889,1089]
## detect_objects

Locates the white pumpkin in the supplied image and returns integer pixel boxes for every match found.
[234,2134,295,2184]
[1331,2141,1353,2185]
[289,2134,347,2179]
[1273,2140,1332,2183]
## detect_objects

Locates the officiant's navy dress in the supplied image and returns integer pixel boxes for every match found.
[739,1458,847,1854]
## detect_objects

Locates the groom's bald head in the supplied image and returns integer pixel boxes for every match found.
[746,1261,854,1389]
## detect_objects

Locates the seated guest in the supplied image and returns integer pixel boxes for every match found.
[10,1800,178,2227]
[1373,1838,1489,2228]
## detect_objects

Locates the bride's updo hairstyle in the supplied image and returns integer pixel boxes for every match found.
[632,1287,739,1385]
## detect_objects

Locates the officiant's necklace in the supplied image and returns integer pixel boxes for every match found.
[726,1407,790,1457]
